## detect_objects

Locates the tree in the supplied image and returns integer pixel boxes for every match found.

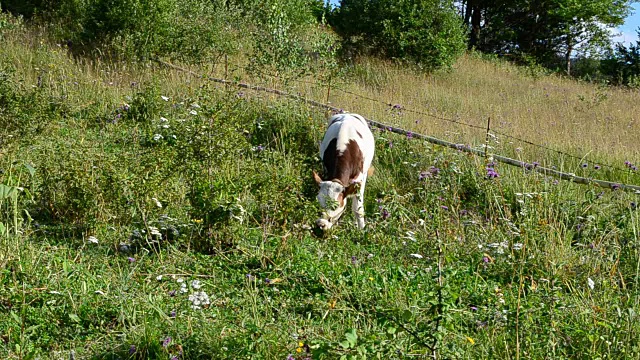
[458,0,633,73]
[332,0,466,69]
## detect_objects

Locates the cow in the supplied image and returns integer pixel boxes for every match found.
[313,113,375,231]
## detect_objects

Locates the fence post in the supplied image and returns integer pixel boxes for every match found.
[484,117,491,159]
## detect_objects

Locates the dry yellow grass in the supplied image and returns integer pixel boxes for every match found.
[3,22,639,176]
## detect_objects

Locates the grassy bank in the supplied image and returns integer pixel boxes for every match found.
[1,14,640,360]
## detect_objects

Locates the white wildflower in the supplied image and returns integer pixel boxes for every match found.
[180,283,188,293]
[512,243,524,250]
[95,290,106,296]
[161,95,169,101]
[160,117,169,122]
[149,226,162,237]
[177,277,184,283]
[161,124,170,129]
[367,253,374,259]
[152,198,163,208]
[156,275,163,281]
[188,291,210,309]
[587,277,595,290]
[153,134,163,141]
[190,110,198,115]
[87,236,99,244]
[409,253,423,259]
[191,103,201,109]
[49,291,63,295]
[191,280,202,289]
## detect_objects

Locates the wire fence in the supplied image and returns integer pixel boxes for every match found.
[154,58,640,192]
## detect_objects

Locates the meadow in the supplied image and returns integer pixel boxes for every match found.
[1,11,640,360]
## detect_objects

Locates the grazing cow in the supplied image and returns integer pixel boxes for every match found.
[313,113,375,231]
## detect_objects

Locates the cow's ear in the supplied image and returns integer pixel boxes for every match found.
[312,171,323,185]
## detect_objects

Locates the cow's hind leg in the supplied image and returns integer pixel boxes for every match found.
[352,176,367,229]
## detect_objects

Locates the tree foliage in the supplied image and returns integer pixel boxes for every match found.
[332,0,467,70]
[460,0,632,74]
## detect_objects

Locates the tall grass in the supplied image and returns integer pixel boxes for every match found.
[1,14,640,359]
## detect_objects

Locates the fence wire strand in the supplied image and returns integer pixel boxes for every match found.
[151,58,640,191]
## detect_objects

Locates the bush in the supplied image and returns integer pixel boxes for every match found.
[331,0,466,69]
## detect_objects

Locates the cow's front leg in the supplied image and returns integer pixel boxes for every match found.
[352,194,365,229]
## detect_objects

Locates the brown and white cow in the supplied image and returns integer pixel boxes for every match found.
[313,113,375,231]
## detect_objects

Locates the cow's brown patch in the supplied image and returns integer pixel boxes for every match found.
[322,139,364,187]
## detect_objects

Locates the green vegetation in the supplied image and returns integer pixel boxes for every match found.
[1,3,640,360]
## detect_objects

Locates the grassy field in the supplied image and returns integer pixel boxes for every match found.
[1,14,640,360]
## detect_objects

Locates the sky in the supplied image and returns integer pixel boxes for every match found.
[326,1,640,47]
[614,3,640,46]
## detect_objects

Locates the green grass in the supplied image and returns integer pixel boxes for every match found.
[2,13,640,360]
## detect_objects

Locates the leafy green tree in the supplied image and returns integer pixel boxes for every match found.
[601,28,640,86]
[459,0,632,74]
[332,0,467,70]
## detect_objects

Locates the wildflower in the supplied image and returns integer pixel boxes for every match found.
[87,236,99,244]
[170,356,178,360]
[381,208,390,220]
[169,309,176,318]
[482,256,489,263]
[161,96,169,101]
[388,141,393,149]
[594,165,601,170]
[152,198,163,208]
[246,274,254,280]
[470,306,478,311]
[188,291,211,309]
[486,166,499,179]
[459,209,468,216]
[190,110,198,115]
[191,103,201,109]
[418,171,429,181]
[129,345,136,355]
[392,104,403,110]
[611,184,621,191]
[180,283,188,294]
[632,166,638,171]
[466,336,475,345]
[406,131,413,139]
[367,253,374,259]
[632,202,637,210]
[429,166,440,176]
[532,161,539,168]
[512,243,523,250]
[153,134,163,141]
[287,355,295,360]
[409,253,423,259]
[128,257,135,263]
[587,277,595,290]
[191,280,201,289]
[582,163,588,168]
[237,92,245,98]
[351,256,357,265]
[177,278,184,283]
[625,161,631,167]
[162,336,172,348]
[441,205,449,211]
[264,278,271,284]
[160,117,169,122]
[168,290,177,297]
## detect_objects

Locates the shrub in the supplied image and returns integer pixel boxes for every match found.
[331,0,466,69]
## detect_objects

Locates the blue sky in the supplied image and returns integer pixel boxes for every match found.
[327,1,640,46]
[614,3,640,45]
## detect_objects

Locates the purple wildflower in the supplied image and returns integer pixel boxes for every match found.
[168,290,177,297]
[470,306,478,311]
[625,161,631,167]
[237,91,245,98]
[611,183,621,190]
[386,126,393,132]
[482,256,489,263]
[129,345,136,355]
[128,257,135,263]
[532,161,539,168]
[406,131,413,139]
[631,202,637,210]
[246,274,254,280]
[459,209,468,216]
[594,165,601,170]
[170,309,176,318]
[170,356,178,360]
[264,278,271,284]
[287,355,295,360]
[596,191,605,199]
[582,163,588,168]
[351,256,357,265]
[381,209,390,220]
[632,166,638,171]
[429,166,440,176]
[440,205,449,211]
[418,171,429,181]
[162,336,172,348]
[388,141,393,149]
[392,104,403,110]
[486,166,499,179]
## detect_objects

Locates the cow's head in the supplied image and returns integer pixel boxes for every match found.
[313,171,358,231]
